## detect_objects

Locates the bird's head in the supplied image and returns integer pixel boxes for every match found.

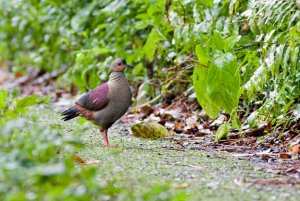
[110,58,133,72]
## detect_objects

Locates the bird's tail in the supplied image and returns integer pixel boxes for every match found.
[61,106,80,121]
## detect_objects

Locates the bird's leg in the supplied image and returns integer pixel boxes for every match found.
[101,129,109,146]
[100,129,115,147]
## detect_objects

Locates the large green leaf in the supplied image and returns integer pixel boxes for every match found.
[207,51,240,114]
[193,65,221,118]
[195,44,209,66]
[194,36,241,118]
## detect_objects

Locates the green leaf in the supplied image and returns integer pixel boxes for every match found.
[143,29,162,61]
[15,95,41,108]
[291,46,299,74]
[41,95,52,104]
[193,65,221,118]
[215,122,230,142]
[231,110,241,129]
[206,51,240,114]
[135,20,150,29]
[200,0,213,7]
[0,89,8,111]
[247,111,258,128]
[212,30,225,51]
[224,35,241,52]
[193,50,240,118]
[295,104,300,120]
[195,44,209,66]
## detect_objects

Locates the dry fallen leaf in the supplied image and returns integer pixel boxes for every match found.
[232,149,272,157]
[279,153,292,159]
[73,155,87,164]
[173,122,185,133]
[85,159,101,165]
[246,177,300,185]
[73,155,101,165]
[140,104,154,116]
[292,145,300,155]
[188,121,199,128]
[194,131,209,137]
[14,71,24,78]
[131,122,170,139]
[171,183,189,189]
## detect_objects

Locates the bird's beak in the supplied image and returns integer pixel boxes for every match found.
[125,64,133,68]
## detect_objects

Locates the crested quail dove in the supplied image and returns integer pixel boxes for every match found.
[62,58,132,147]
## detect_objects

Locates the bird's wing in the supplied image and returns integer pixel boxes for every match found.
[76,83,109,111]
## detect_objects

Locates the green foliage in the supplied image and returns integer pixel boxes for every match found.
[0,89,8,110]
[194,31,240,118]
[241,0,300,126]
[0,90,191,200]
[0,90,104,200]
[215,122,230,142]
[193,65,221,118]
[193,0,300,126]
[1,0,299,128]
[0,89,50,123]
[0,0,168,90]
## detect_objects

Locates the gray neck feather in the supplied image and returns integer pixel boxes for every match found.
[109,71,126,84]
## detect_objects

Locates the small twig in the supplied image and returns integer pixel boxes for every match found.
[135,94,162,108]
[171,138,186,149]
[164,147,186,151]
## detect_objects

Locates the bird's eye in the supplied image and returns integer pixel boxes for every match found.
[118,63,121,66]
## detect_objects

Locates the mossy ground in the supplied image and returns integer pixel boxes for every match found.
[44,105,300,200]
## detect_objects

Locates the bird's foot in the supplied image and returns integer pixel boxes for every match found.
[101,143,117,147]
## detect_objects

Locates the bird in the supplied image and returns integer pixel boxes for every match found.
[61,58,133,147]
